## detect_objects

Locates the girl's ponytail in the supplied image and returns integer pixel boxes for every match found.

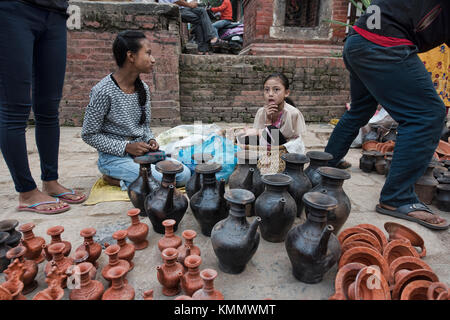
[134,76,147,125]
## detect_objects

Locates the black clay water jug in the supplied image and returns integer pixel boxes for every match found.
[186,153,213,199]
[305,151,333,188]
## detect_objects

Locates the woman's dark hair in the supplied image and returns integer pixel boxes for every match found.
[113,30,148,125]
[263,72,296,108]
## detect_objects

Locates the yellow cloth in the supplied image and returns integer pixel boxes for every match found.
[83,177,130,206]
[418,44,450,107]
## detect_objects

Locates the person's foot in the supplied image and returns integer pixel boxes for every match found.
[42,180,85,202]
[19,188,69,212]
[379,203,447,225]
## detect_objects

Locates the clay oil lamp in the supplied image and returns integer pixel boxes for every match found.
[384,222,426,257]
[32,266,66,300]
[143,290,154,300]
[18,222,45,264]
[44,243,74,288]
[179,255,203,297]
[427,282,449,300]
[76,228,102,268]
[392,268,439,300]
[0,232,11,272]
[0,219,22,248]
[73,249,97,280]
[158,219,182,252]
[338,227,374,245]
[400,280,433,300]
[156,247,185,296]
[5,245,38,294]
[191,268,224,300]
[341,233,382,253]
[102,266,135,300]
[2,258,26,300]
[69,262,104,300]
[47,226,71,257]
[126,208,149,250]
[112,230,135,271]
[177,229,201,268]
[354,224,388,250]
[352,266,391,300]
[329,262,366,300]
[338,246,390,283]
[102,244,131,284]
[382,239,420,266]
[389,256,433,287]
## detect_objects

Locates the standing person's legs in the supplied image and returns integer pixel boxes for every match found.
[212,20,232,38]
[180,7,209,53]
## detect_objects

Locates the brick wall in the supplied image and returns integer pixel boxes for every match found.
[62,2,181,126]
[179,54,350,123]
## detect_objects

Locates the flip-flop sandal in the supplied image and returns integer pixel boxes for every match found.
[376,203,450,230]
[17,198,71,215]
[50,189,87,204]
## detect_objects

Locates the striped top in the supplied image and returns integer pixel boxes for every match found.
[81,74,155,157]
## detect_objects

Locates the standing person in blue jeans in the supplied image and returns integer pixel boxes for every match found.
[0,0,86,215]
[81,31,191,191]
[325,0,450,230]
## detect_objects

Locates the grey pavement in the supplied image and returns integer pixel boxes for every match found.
[0,123,448,300]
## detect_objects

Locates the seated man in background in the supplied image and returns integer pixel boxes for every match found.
[210,0,233,40]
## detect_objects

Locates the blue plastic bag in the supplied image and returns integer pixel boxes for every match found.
[178,133,241,183]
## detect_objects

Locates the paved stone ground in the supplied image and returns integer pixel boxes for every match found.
[0,123,448,300]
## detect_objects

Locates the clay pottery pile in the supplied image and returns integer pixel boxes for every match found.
[285,192,341,284]
[102,266,135,300]
[32,267,66,300]
[427,282,449,300]
[102,244,130,284]
[211,189,261,274]
[177,230,201,268]
[304,151,333,187]
[0,232,11,272]
[374,153,387,175]
[433,164,448,179]
[2,258,26,300]
[190,163,228,236]
[179,255,204,296]
[281,153,312,217]
[255,173,296,242]
[5,246,38,294]
[158,219,182,252]
[192,268,224,300]
[128,155,161,217]
[156,248,185,296]
[145,160,188,234]
[435,184,450,212]
[143,290,154,300]
[186,153,213,199]
[312,167,351,234]
[76,228,102,268]
[0,219,21,248]
[126,208,149,250]
[362,140,395,154]
[19,223,45,264]
[229,150,263,217]
[414,163,438,205]
[47,226,71,257]
[359,151,378,173]
[44,243,74,288]
[384,222,426,257]
[112,230,135,271]
[69,262,104,300]
[73,249,97,280]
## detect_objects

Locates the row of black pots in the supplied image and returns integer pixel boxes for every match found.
[416,162,450,212]
[359,151,393,176]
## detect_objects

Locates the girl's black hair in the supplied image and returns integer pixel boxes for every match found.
[113,30,148,125]
[263,72,296,108]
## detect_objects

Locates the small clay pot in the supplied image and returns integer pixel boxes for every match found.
[158,219,182,252]
[400,280,433,300]
[389,256,433,286]
[341,233,382,253]
[69,262,104,300]
[102,266,135,300]
[19,223,46,264]
[32,266,66,300]
[384,222,426,257]
[392,269,438,300]
[143,290,154,300]
[76,228,102,268]
[337,227,374,245]
[44,243,74,288]
[374,153,387,175]
[177,230,201,267]
[437,172,450,184]
[435,184,450,212]
[354,224,388,250]
[0,232,11,273]
[353,266,391,300]
[330,262,366,300]
[192,269,224,300]
[427,282,449,300]
[433,166,448,179]
[179,255,204,297]
[5,245,38,294]
[382,239,420,266]
[47,226,71,257]
[127,208,149,250]
[0,219,22,248]
[2,258,26,300]
[102,244,130,284]
[73,249,97,280]
[112,230,135,271]
[156,248,185,296]
[359,151,376,173]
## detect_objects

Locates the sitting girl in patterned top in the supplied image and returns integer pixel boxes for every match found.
[81,30,191,190]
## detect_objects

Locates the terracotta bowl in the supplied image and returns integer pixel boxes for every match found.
[436,140,450,156]
[392,269,439,300]
[341,233,382,253]
[341,241,379,255]
[354,266,391,300]
[338,247,390,282]
[354,224,388,250]
[400,280,433,300]
[383,239,420,266]
[362,140,378,151]
[389,256,433,286]
[427,282,449,300]
[384,222,426,258]
[337,227,373,245]
[332,262,366,300]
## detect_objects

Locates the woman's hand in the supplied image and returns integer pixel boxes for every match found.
[126,142,151,156]
[148,139,159,151]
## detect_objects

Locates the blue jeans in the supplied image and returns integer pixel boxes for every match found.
[212,19,232,38]
[325,33,446,208]
[97,152,192,190]
[0,1,67,192]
